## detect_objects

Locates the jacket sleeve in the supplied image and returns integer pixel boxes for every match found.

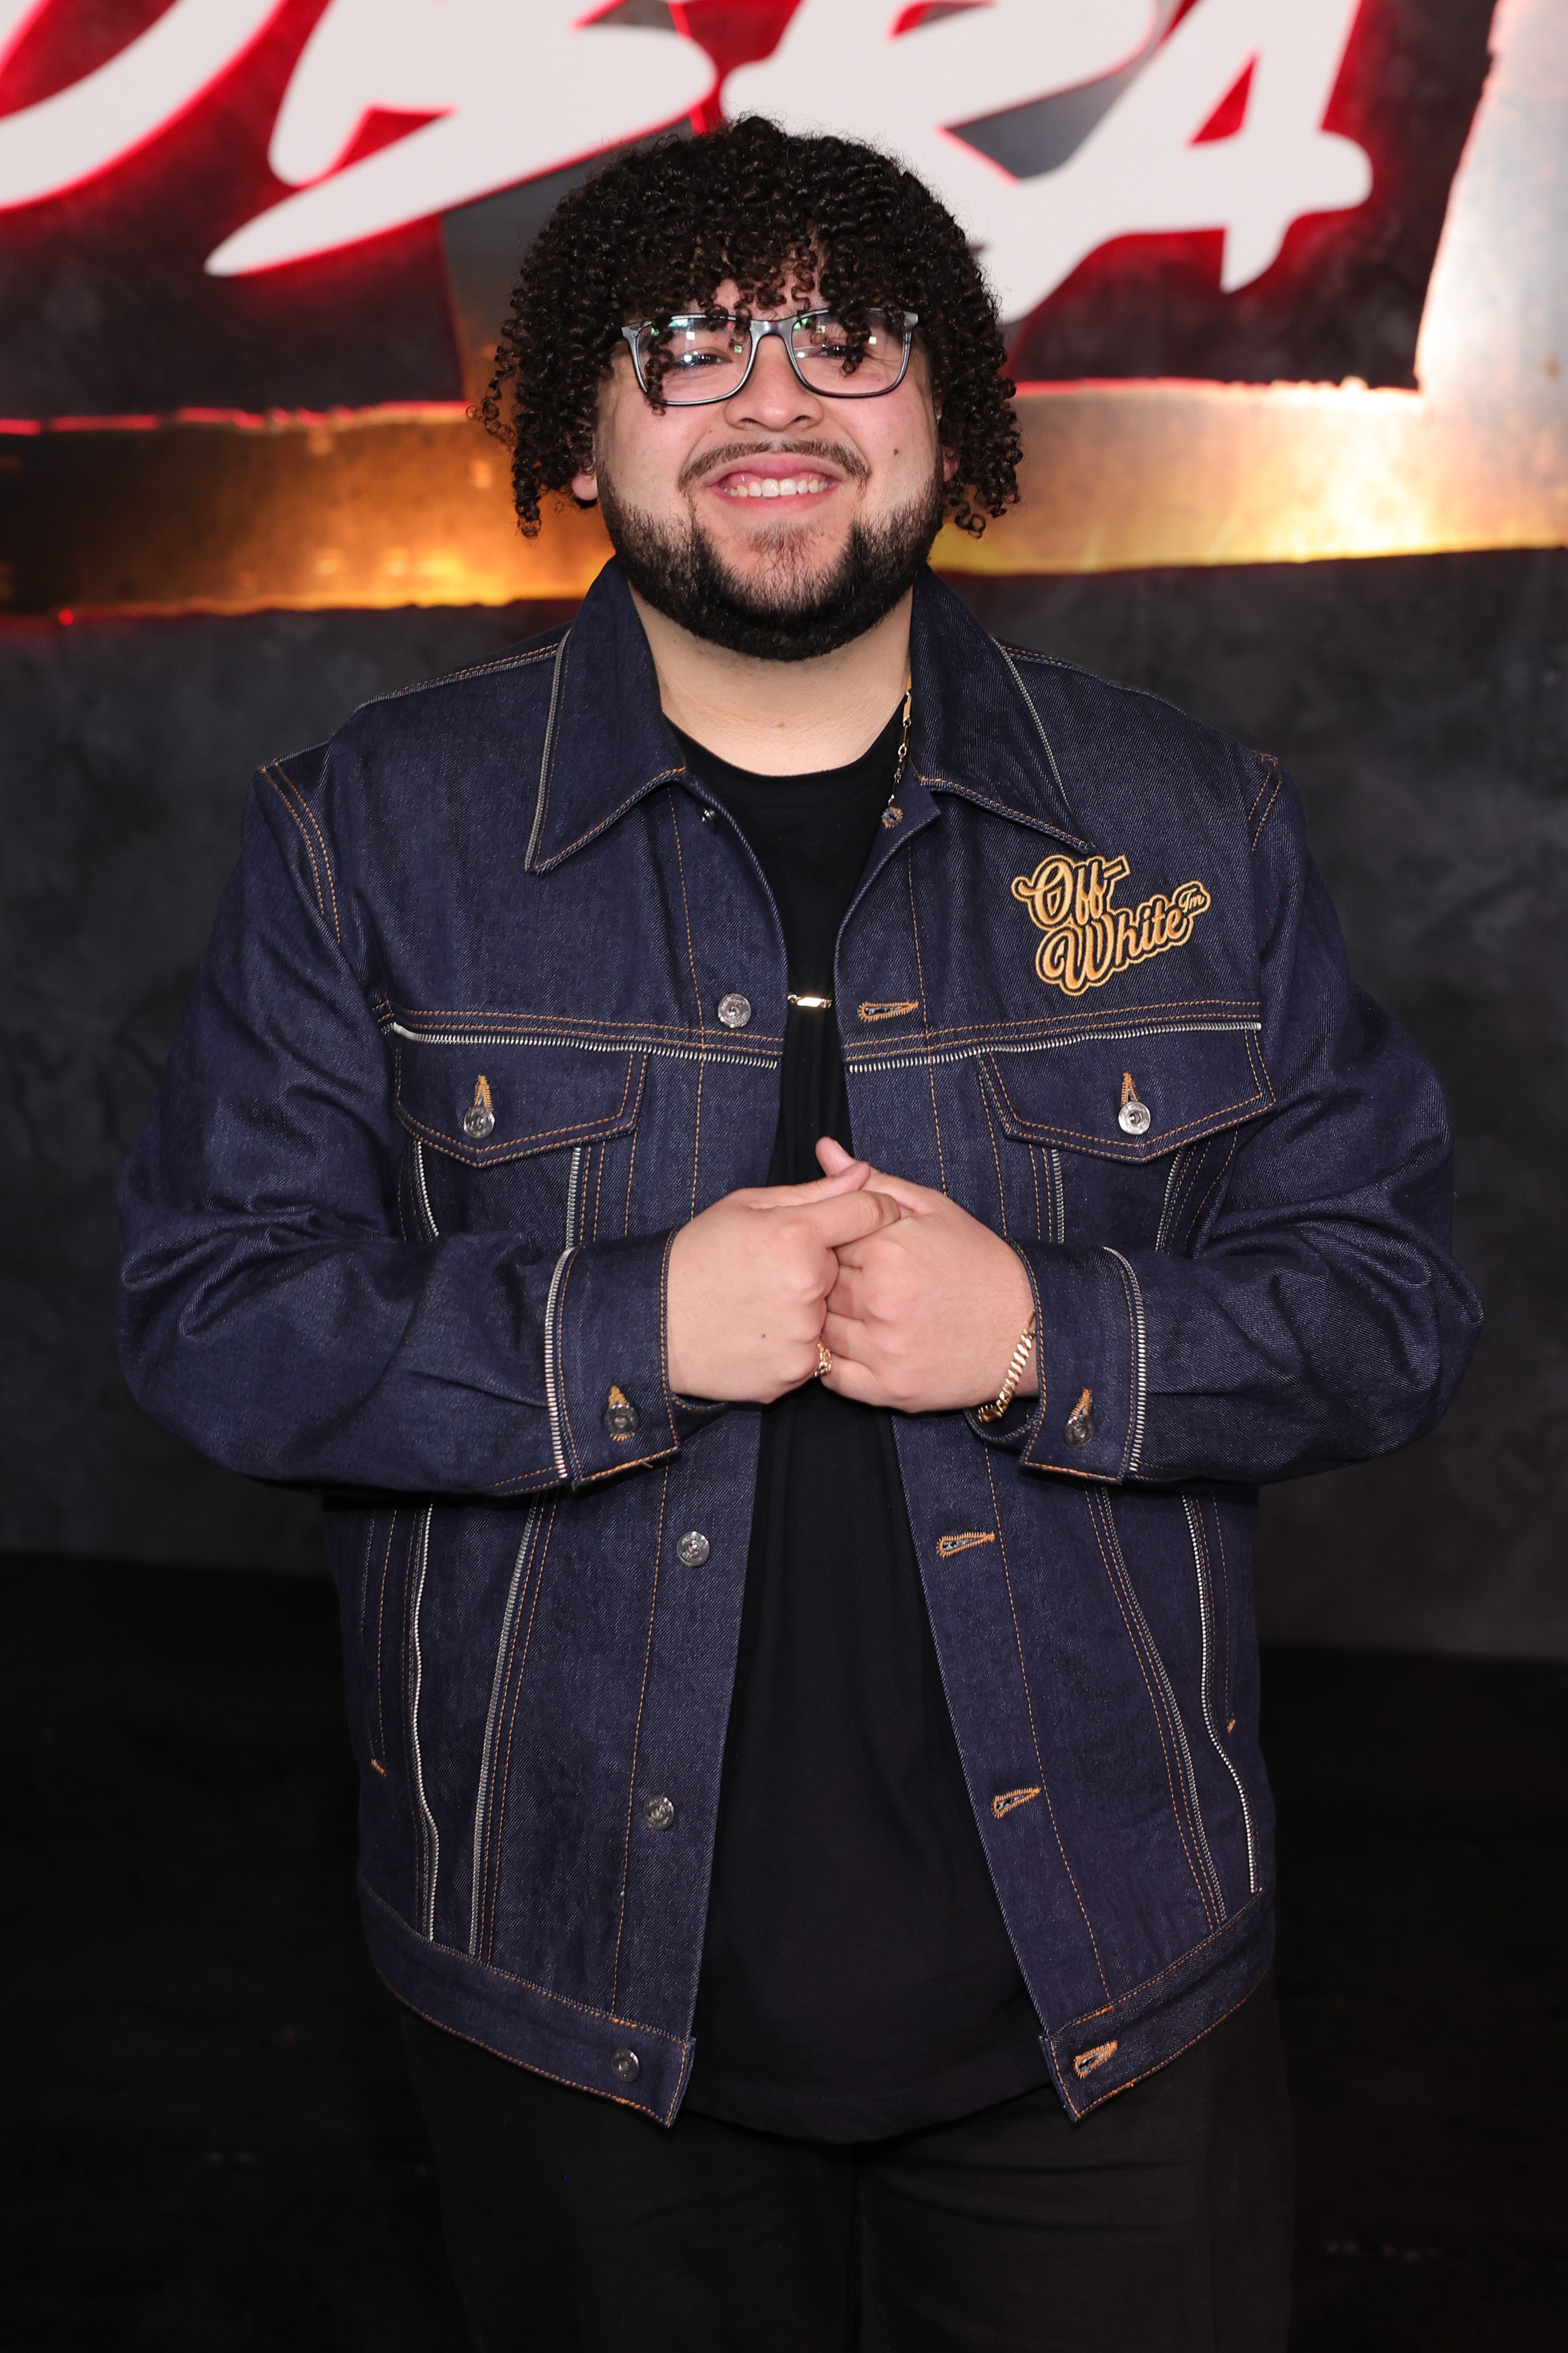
[116,773,695,1498]
[983,767,1482,1487]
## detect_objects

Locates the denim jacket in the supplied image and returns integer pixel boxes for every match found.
[118,562,1480,2124]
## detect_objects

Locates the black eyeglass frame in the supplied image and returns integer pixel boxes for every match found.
[619,307,920,407]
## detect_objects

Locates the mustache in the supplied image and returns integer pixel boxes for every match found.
[677,438,872,493]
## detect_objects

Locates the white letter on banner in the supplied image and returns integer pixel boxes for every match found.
[204,0,715,276]
[723,0,1372,318]
[0,0,286,213]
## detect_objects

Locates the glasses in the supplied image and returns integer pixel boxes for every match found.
[620,307,919,407]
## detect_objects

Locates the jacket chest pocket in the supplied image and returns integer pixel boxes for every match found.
[392,1034,646,1248]
[975,1024,1272,1254]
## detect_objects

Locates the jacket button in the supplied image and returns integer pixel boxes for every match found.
[641,1793,675,1832]
[611,2048,640,2083]
[1117,1075,1151,1136]
[1064,1388,1096,1447]
[603,1388,640,1437]
[717,993,751,1030]
[675,1529,710,1567]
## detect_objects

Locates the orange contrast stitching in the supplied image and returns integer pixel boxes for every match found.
[271,758,341,944]
[610,1467,670,2010]
[983,1451,1110,1998]
[906,856,947,1193]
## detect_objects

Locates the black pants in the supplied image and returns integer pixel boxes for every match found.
[401,1978,1292,2353]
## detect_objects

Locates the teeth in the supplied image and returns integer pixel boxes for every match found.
[718,474,830,499]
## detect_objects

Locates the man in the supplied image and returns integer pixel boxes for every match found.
[118,117,1479,2351]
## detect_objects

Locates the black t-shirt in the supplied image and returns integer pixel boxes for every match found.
[677,707,1049,2140]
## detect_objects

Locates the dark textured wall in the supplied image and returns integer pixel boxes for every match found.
[2,551,1562,1653]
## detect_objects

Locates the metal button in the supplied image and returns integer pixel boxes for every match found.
[602,1388,640,1438]
[1117,1074,1151,1136]
[641,1794,675,1832]
[1064,1391,1097,1448]
[611,2047,640,2083]
[463,1076,496,1141]
[675,1529,710,1567]
[701,807,717,825]
[716,993,751,1030]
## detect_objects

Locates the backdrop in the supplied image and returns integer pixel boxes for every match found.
[2,0,1563,1656]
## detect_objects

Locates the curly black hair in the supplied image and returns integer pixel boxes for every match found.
[482,114,1020,540]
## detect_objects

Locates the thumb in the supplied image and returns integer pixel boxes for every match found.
[815,1136,859,1178]
[760,1156,871,1207]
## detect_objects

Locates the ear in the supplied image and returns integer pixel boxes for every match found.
[941,444,960,484]
[571,460,599,504]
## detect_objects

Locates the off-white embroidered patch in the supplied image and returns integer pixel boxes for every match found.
[1012,852,1211,996]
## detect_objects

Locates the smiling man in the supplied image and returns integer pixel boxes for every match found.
[118,117,1479,2352]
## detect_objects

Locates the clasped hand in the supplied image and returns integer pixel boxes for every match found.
[665,1135,1037,1413]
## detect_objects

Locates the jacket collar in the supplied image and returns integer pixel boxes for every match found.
[526,559,1090,872]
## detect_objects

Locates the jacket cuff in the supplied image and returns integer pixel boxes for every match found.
[977,1243,1142,1483]
[548,1230,685,1489]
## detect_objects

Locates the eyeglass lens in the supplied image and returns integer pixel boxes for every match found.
[635,310,909,404]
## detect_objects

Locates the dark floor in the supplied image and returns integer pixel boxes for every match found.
[2,1555,1563,2351]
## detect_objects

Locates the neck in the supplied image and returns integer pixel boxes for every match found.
[628,585,913,775]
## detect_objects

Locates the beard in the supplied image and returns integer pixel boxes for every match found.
[595,452,947,662]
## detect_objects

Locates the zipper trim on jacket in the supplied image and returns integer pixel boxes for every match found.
[524,632,571,872]
[468,1502,540,1958]
[564,1140,584,1246]
[994,641,1074,811]
[1183,1496,1259,1895]
[1103,1246,1147,1476]
[541,1146,584,1484]
[412,1138,438,1239]
[1049,1147,1065,1243]
[847,1018,1262,1076]
[408,1505,440,1939]
[388,1023,777,1071]
[1156,1145,1192,1253]
[1103,1500,1227,1921]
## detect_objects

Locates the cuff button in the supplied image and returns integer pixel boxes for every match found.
[611,2048,640,2084]
[1064,1388,1096,1447]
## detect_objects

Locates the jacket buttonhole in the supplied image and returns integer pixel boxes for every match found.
[1072,2038,1118,2080]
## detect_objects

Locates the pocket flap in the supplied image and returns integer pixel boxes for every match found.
[394,1037,646,1167]
[981,1027,1270,1163]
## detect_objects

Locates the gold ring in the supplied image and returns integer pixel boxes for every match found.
[817,1340,833,1380]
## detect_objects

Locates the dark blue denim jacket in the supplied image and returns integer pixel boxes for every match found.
[117,562,1480,2124]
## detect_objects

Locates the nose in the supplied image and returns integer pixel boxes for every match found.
[725,328,822,433]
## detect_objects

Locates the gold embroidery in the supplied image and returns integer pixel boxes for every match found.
[1012,852,1211,996]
